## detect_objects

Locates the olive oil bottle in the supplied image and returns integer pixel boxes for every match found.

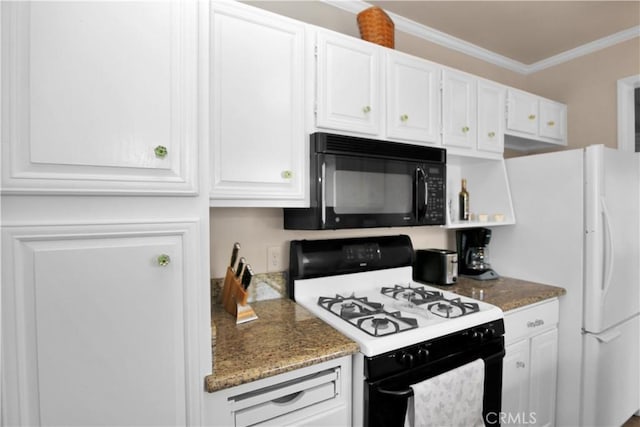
[459,178,469,221]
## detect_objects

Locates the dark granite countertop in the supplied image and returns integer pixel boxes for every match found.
[205,298,359,393]
[430,276,566,312]
[205,275,565,393]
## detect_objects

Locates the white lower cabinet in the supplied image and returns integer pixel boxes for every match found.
[204,356,352,427]
[503,299,559,427]
[1,221,202,426]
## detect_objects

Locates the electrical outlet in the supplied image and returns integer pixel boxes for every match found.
[267,246,282,272]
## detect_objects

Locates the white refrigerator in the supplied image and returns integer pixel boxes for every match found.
[490,145,640,427]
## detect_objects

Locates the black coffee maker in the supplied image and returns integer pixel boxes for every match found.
[456,228,499,280]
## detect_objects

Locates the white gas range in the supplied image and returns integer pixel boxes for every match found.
[294,266,503,357]
[289,235,505,427]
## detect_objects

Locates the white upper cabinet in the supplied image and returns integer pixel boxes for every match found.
[442,69,477,150]
[315,30,381,136]
[506,88,567,152]
[506,89,539,135]
[477,79,506,154]
[210,1,306,207]
[538,98,567,141]
[386,51,441,145]
[1,1,198,194]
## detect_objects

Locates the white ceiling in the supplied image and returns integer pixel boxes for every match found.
[325,0,640,74]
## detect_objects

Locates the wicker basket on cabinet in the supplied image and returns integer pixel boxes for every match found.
[357,6,394,48]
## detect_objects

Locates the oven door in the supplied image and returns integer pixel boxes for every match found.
[319,153,422,229]
[365,338,504,427]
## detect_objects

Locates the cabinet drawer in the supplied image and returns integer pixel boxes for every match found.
[505,299,559,343]
[231,368,340,427]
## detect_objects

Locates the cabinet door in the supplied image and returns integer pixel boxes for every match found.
[386,52,440,145]
[1,1,198,194]
[316,31,381,136]
[442,69,476,149]
[506,89,538,135]
[529,328,558,427]
[1,222,200,426]
[502,339,531,424]
[477,80,505,153]
[538,99,567,141]
[210,3,305,206]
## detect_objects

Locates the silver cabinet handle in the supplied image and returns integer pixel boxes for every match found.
[157,254,171,266]
[516,361,526,369]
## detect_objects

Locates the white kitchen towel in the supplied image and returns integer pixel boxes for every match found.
[404,358,485,427]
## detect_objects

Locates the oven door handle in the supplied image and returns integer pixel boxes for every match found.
[376,387,414,398]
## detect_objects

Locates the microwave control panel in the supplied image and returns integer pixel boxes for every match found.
[424,166,446,224]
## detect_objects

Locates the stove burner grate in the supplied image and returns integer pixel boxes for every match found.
[427,297,479,318]
[381,284,443,305]
[381,284,480,319]
[317,294,418,337]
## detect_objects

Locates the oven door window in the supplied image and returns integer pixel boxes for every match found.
[322,154,416,228]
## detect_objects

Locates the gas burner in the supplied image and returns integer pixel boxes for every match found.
[371,317,390,329]
[318,294,384,319]
[428,298,480,319]
[381,284,443,305]
[436,302,453,314]
[341,302,356,311]
[317,294,419,337]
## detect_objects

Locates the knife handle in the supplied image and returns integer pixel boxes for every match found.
[242,265,253,290]
[235,257,246,278]
[229,242,240,272]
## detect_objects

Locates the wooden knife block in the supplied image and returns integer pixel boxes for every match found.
[221,267,257,323]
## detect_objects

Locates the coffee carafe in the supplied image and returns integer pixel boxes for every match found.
[456,227,499,280]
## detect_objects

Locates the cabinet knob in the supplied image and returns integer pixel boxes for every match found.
[157,254,171,266]
[488,131,496,138]
[547,120,555,127]
[528,114,536,120]
[400,114,409,122]
[462,126,470,133]
[362,105,372,113]
[154,145,168,158]
[282,170,293,179]
[516,361,526,369]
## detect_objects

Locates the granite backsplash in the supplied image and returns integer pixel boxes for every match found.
[211,271,288,306]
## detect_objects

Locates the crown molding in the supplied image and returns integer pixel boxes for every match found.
[526,26,640,74]
[320,0,640,75]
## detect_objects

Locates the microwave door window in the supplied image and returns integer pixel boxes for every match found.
[332,170,411,214]
[324,156,414,227]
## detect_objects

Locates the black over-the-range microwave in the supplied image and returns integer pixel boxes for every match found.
[284,132,446,230]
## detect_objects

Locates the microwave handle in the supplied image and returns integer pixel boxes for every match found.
[414,167,427,221]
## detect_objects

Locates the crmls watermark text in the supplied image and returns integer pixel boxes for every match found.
[486,412,537,425]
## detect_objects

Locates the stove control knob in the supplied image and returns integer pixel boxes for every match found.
[396,352,415,368]
[483,327,495,339]
[417,347,430,361]
[472,329,485,340]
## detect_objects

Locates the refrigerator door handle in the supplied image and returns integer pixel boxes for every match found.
[601,197,615,296]
[593,328,622,344]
